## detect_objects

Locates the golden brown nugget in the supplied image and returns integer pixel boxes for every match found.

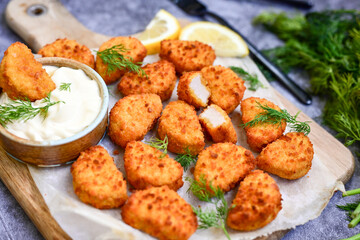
[0,42,55,101]
[121,186,198,240]
[124,141,183,190]
[95,36,147,84]
[199,104,237,143]
[38,38,95,68]
[159,39,216,73]
[70,146,127,209]
[118,60,176,101]
[201,65,246,114]
[108,94,162,148]
[177,71,210,108]
[158,100,205,155]
[194,143,255,193]
[257,132,314,180]
[227,170,282,231]
[241,97,286,152]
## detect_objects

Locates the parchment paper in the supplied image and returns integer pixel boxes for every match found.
[28,55,344,240]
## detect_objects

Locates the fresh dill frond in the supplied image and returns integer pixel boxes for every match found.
[96,44,147,77]
[230,66,264,91]
[0,94,64,127]
[175,148,197,171]
[337,201,360,212]
[59,82,71,92]
[145,136,168,158]
[242,102,311,135]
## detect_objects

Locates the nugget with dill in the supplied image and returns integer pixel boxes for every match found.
[118,60,176,101]
[121,186,198,240]
[157,100,205,155]
[124,141,183,190]
[71,146,127,209]
[108,93,162,148]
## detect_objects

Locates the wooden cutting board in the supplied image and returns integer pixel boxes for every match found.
[1,0,355,239]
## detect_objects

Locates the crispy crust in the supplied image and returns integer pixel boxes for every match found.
[201,65,246,114]
[159,40,215,73]
[118,60,176,101]
[227,170,282,231]
[194,143,256,193]
[108,94,162,148]
[38,38,95,68]
[121,186,198,240]
[95,36,147,84]
[199,104,237,143]
[157,100,205,155]
[241,97,286,152]
[0,42,56,101]
[124,141,184,190]
[70,146,127,209]
[257,132,314,180]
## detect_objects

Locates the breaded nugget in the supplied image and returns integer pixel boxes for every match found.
[194,143,255,193]
[177,71,210,108]
[257,132,314,180]
[108,94,162,148]
[201,65,246,114]
[227,170,282,231]
[38,38,95,68]
[70,146,127,209]
[241,97,286,152]
[124,141,183,190]
[121,186,197,240]
[199,104,237,143]
[158,100,205,155]
[118,60,176,101]
[95,36,147,84]
[159,39,215,73]
[0,42,55,101]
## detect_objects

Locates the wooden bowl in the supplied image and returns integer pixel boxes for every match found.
[0,57,109,167]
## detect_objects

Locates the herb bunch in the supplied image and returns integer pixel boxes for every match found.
[145,136,168,158]
[230,66,264,91]
[338,188,360,228]
[253,10,360,146]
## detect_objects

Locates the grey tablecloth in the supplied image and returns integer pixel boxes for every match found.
[0,0,359,239]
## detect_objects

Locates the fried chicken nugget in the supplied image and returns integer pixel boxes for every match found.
[201,65,246,114]
[118,60,176,101]
[199,104,237,143]
[124,141,183,190]
[0,42,55,101]
[177,71,210,108]
[158,100,205,155]
[257,132,314,180]
[38,38,95,68]
[241,97,286,152]
[70,146,127,209]
[194,143,255,193]
[95,36,147,84]
[108,94,162,148]
[159,40,216,73]
[227,170,282,231]
[121,186,198,240]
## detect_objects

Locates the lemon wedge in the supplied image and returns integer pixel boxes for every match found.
[179,21,249,58]
[137,9,181,55]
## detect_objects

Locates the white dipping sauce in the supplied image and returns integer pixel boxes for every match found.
[0,66,102,141]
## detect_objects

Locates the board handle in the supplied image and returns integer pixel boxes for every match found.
[5,0,111,52]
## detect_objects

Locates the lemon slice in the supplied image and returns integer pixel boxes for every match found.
[137,9,181,55]
[179,21,249,58]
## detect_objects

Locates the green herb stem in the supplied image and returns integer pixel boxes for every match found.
[343,188,360,197]
[340,233,360,240]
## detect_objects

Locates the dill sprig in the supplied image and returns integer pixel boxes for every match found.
[145,136,168,158]
[242,102,311,135]
[338,188,360,228]
[59,82,71,92]
[175,148,197,171]
[230,66,264,91]
[0,94,63,127]
[186,176,231,240]
[96,44,146,77]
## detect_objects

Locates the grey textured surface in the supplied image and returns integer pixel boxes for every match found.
[0,0,359,239]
